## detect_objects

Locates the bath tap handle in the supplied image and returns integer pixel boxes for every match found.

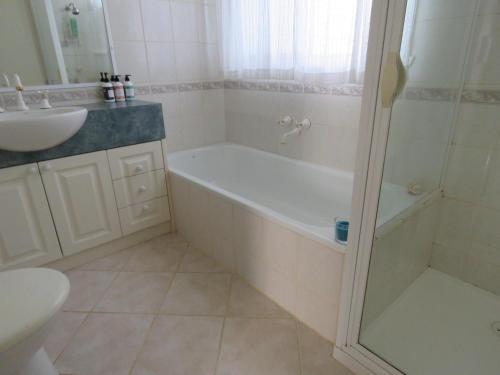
[277,115,293,127]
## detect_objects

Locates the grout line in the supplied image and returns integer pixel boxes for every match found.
[127,313,158,375]
[213,272,233,374]
[295,319,304,375]
[52,311,90,365]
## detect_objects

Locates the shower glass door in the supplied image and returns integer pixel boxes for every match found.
[357,0,500,374]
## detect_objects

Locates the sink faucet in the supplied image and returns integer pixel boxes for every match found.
[277,117,311,144]
[13,74,29,111]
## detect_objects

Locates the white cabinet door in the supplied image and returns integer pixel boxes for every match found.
[40,151,121,255]
[0,163,61,269]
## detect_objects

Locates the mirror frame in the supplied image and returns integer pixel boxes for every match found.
[0,0,117,92]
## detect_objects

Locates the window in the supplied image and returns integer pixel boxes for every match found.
[219,0,372,84]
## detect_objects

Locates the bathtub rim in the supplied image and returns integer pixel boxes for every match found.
[168,154,348,255]
[168,142,355,181]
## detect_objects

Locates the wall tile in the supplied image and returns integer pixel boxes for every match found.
[141,0,174,42]
[146,42,177,82]
[107,0,144,41]
[175,43,204,81]
[113,41,149,83]
[171,1,201,43]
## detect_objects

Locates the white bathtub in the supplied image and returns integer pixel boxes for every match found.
[168,143,351,340]
[168,143,353,250]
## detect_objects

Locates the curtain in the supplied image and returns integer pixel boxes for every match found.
[219,0,373,84]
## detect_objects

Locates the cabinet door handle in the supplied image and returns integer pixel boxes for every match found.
[142,204,150,212]
[27,165,39,174]
[138,185,147,193]
[135,164,145,173]
[41,163,52,172]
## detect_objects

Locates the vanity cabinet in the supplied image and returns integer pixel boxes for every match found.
[0,140,171,269]
[0,163,62,269]
[40,151,122,256]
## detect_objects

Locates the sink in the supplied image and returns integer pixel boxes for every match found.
[0,107,88,152]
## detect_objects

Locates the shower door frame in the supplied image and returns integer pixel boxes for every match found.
[333,0,409,374]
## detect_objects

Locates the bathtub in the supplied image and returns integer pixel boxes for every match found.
[168,143,352,340]
[168,143,353,251]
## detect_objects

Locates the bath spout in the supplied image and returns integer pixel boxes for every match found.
[279,118,311,144]
[280,127,301,144]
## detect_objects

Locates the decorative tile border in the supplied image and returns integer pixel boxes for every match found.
[1,79,500,105]
[461,89,500,104]
[403,87,457,102]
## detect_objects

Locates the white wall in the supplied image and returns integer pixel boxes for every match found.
[106,0,226,152]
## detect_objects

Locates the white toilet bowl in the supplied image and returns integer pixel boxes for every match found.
[0,268,70,375]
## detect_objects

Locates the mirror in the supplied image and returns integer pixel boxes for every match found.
[0,0,115,86]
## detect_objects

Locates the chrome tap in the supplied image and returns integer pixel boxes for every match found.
[13,74,29,111]
[278,117,311,144]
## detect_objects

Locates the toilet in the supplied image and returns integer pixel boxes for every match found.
[0,268,70,375]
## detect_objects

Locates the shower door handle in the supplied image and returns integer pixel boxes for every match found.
[380,51,407,108]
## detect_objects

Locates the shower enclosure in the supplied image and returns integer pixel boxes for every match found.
[335,0,500,374]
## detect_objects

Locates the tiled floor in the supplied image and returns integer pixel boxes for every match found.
[45,233,353,375]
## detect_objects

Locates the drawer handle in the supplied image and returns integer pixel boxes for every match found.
[142,204,150,212]
[135,165,145,173]
[138,185,147,193]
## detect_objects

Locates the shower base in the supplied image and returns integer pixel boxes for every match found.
[360,268,500,375]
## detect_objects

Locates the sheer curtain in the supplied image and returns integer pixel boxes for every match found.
[219,0,372,84]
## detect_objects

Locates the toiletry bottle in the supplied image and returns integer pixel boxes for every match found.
[101,72,115,103]
[113,75,126,102]
[124,74,135,101]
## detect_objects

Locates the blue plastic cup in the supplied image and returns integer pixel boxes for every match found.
[335,218,349,244]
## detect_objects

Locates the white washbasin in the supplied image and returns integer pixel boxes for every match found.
[0,107,88,152]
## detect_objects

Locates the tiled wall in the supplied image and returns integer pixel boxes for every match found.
[362,195,441,328]
[106,0,225,152]
[224,84,362,171]
[430,1,500,296]
[381,0,474,192]
[170,173,345,342]
[432,101,500,296]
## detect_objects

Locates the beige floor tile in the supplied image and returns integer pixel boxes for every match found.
[63,271,117,312]
[298,323,354,375]
[94,272,174,313]
[148,234,189,251]
[228,277,291,318]
[78,248,136,271]
[44,312,88,362]
[132,315,223,375]
[217,318,300,375]
[178,248,227,273]
[123,241,186,272]
[55,313,153,375]
[161,273,231,315]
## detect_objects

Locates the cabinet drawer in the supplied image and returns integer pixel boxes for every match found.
[119,197,170,235]
[113,170,167,208]
[107,141,164,180]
